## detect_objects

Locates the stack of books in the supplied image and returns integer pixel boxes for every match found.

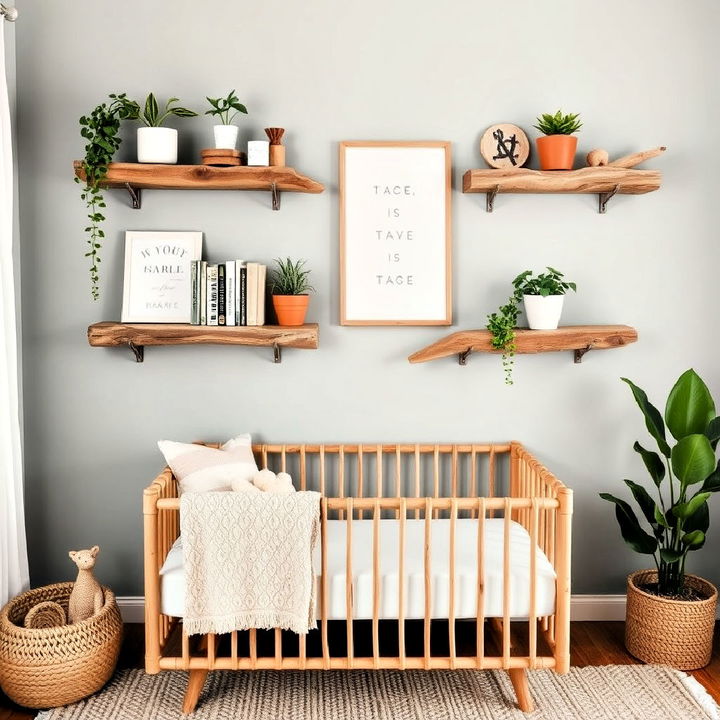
[190,261,267,326]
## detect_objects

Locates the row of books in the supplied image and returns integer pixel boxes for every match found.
[190,261,267,326]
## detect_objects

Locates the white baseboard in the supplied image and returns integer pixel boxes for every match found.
[116,594,628,624]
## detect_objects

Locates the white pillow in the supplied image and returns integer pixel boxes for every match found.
[157,433,259,494]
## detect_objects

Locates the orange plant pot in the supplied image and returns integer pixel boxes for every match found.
[273,294,309,326]
[536,135,578,170]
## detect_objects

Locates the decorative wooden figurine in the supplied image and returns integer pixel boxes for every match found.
[265,128,286,166]
[586,149,609,167]
[200,148,244,167]
[68,545,104,623]
[480,123,530,169]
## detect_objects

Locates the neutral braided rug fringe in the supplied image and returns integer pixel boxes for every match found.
[36,664,719,720]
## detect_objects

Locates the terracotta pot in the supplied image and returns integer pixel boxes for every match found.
[625,569,717,670]
[273,295,309,326]
[536,135,578,170]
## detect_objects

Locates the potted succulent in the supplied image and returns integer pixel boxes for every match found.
[601,370,720,669]
[512,266,576,330]
[205,90,248,150]
[270,258,314,326]
[534,110,582,170]
[136,93,197,163]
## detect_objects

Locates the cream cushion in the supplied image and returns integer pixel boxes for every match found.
[157,433,259,494]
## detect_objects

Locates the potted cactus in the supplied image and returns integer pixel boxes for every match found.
[136,93,197,163]
[205,90,248,150]
[270,258,314,326]
[534,110,582,170]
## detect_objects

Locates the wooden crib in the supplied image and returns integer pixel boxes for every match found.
[143,442,572,714]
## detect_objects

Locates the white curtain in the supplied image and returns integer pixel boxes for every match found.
[0,21,28,605]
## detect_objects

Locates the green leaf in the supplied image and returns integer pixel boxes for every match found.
[671,434,715,488]
[622,378,671,457]
[653,504,670,528]
[599,493,658,554]
[673,491,711,520]
[701,460,720,492]
[660,548,682,563]
[684,500,710,534]
[683,529,706,550]
[633,441,665,487]
[705,417,720,449]
[665,369,715,441]
[144,92,158,125]
[623,479,657,527]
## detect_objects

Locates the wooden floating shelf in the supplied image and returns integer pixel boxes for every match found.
[87,322,319,363]
[462,167,661,213]
[408,325,638,365]
[73,161,324,211]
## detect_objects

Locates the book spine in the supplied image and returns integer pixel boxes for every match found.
[246,262,258,326]
[217,263,226,326]
[200,261,208,325]
[190,260,200,325]
[207,264,219,326]
[257,264,267,326]
[239,263,247,326]
[225,260,236,326]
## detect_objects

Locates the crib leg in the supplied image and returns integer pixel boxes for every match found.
[508,669,534,713]
[182,669,209,714]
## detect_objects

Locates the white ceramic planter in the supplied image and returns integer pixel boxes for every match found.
[213,124,239,150]
[523,294,564,330]
[137,127,178,164]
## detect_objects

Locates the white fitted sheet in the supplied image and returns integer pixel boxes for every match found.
[159,518,556,620]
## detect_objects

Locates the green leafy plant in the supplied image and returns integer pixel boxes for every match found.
[486,294,521,385]
[600,370,720,597]
[534,110,582,136]
[270,258,315,296]
[76,93,140,299]
[138,93,197,127]
[205,90,248,125]
[512,266,577,297]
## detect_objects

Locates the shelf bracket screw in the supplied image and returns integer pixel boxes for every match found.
[125,183,142,209]
[128,341,144,363]
[598,184,620,214]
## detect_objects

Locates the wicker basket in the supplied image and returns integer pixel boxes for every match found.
[0,582,122,708]
[625,570,717,670]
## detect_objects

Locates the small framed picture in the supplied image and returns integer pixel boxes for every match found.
[121,231,203,323]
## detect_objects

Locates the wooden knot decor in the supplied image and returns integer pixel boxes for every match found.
[23,600,67,628]
[265,128,286,167]
[586,149,609,167]
[480,123,530,169]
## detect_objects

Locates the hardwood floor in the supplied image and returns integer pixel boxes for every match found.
[1,622,719,718]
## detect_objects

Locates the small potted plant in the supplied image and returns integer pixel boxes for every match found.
[512,266,576,330]
[205,90,248,150]
[270,257,314,326]
[534,110,582,170]
[601,369,720,669]
[136,93,197,164]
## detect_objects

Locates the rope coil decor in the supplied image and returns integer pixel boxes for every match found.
[23,600,67,629]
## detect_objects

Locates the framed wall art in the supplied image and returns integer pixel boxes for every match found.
[121,231,203,323]
[339,141,452,325]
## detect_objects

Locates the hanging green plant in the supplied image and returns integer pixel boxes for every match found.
[76,93,139,299]
[486,294,521,385]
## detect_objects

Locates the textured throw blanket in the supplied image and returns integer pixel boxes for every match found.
[180,491,321,636]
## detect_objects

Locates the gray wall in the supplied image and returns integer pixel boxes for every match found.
[15,0,720,596]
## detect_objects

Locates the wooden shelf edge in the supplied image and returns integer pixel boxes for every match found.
[408,325,638,364]
[73,161,325,194]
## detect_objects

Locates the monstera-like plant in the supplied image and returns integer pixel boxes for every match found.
[601,369,719,669]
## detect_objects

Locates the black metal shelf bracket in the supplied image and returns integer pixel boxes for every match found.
[273,344,282,363]
[125,183,142,209]
[128,341,144,363]
[458,347,472,365]
[271,182,280,211]
[598,184,620,214]
[486,185,500,213]
[574,345,592,363]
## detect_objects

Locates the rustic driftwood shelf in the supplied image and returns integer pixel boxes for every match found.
[408,325,638,365]
[462,167,661,213]
[87,322,319,363]
[73,162,325,211]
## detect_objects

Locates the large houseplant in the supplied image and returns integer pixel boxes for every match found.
[534,110,582,170]
[270,258,314,326]
[600,369,719,669]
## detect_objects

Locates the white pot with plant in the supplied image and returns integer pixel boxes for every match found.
[205,90,248,150]
[512,267,576,330]
[601,369,720,670]
[136,93,197,164]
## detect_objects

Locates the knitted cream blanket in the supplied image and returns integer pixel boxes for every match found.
[180,491,321,636]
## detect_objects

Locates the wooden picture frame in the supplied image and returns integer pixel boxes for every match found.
[339,141,452,326]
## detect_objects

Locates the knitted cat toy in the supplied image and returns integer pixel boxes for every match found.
[68,545,104,623]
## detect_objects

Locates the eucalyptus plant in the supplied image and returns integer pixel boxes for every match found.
[137,93,197,127]
[534,110,582,136]
[205,90,248,125]
[601,370,720,596]
[270,258,315,296]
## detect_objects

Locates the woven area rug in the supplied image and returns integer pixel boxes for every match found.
[36,665,719,720]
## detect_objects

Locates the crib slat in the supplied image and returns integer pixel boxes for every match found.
[207,633,216,670]
[449,498,457,668]
[470,446,478,518]
[339,445,345,521]
[395,447,402,519]
[503,499,511,667]
[321,498,330,669]
[230,631,238,669]
[250,629,258,669]
[281,445,287,473]
[433,446,440,519]
[372,500,380,668]
[299,634,307,670]
[398,497,407,670]
[300,445,306,491]
[489,446,496,519]
[346,497,354,666]
[358,449,364,520]
[182,628,190,670]
[476,498,486,668]
[529,498,539,668]
[376,446,383,499]
[424,497,432,669]
[414,444,421,519]
[275,628,282,665]
[261,444,268,468]
[320,444,326,496]
[451,445,458,501]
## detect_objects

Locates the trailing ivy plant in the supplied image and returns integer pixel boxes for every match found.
[137,93,197,127]
[600,370,720,597]
[512,266,577,297]
[534,110,582,136]
[486,293,521,386]
[270,258,315,296]
[77,93,139,300]
[205,90,248,125]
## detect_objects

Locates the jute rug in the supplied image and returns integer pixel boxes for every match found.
[36,665,719,720]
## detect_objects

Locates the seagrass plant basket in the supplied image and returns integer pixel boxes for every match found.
[625,570,718,670]
[0,582,122,708]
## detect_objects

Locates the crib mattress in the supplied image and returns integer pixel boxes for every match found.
[159,518,556,620]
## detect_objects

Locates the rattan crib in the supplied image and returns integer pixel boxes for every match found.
[143,442,572,714]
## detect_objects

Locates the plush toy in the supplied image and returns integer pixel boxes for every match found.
[68,546,104,624]
[231,476,261,493]
[252,468,296,494]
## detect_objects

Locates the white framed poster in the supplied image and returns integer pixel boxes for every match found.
[121,231,203,323]
[340,141,452,325]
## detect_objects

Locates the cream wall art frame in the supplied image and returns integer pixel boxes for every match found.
[339,141,452,326]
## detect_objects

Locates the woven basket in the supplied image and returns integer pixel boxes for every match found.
[625,570,717,670]
[0,582,122,708]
